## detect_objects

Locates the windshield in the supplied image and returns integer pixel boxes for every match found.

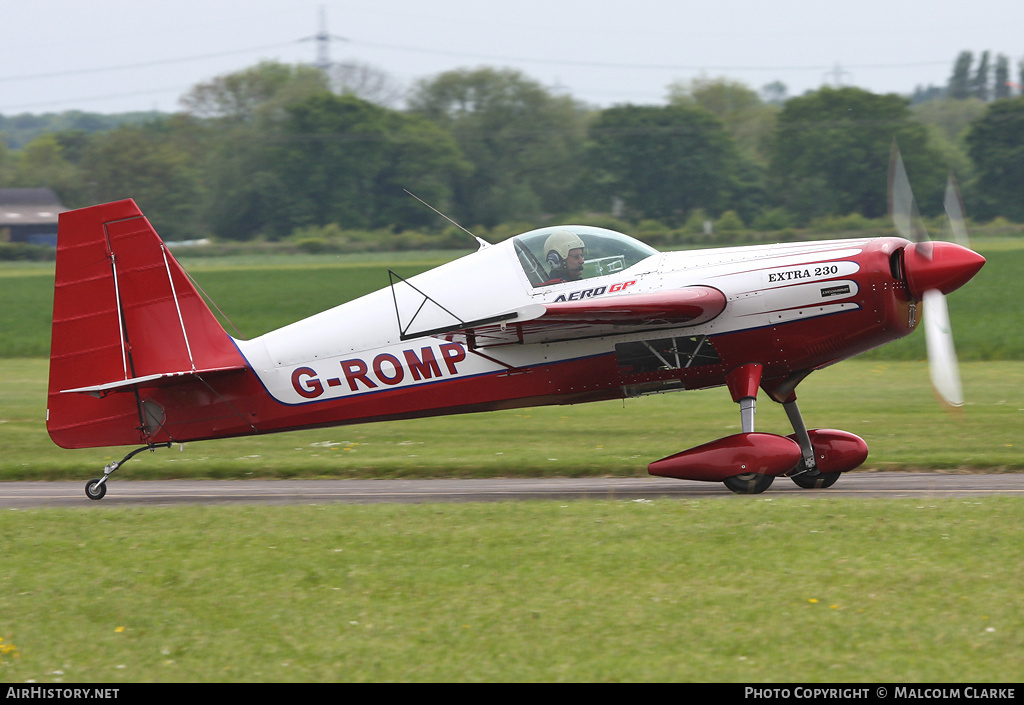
[513,226,659,288]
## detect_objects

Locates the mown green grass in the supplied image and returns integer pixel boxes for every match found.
[1,498,1021,682]
[2,241,1022,359]
[0,255,452,357]
[2,243,1021,684]
[2,358,1021,481]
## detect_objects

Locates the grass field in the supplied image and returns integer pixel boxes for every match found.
[1,498,1022,682]
[0,254,447,358]
[1,240,1021,683]
[3,237,1020,480]
[1,358,1022,481]
[2,240,1022,360]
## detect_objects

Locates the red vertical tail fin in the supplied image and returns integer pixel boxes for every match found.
[47,200,248,448]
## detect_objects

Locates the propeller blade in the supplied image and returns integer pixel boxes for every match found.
[888,145,979,411]
[888,141,931,257]
[923,289,964,408]
[943,173,972,249]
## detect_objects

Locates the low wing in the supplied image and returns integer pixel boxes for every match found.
[441,286,727,348]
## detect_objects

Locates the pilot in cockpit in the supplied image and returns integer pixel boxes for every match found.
[542,230,586,285]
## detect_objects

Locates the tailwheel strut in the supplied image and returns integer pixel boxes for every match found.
[85,442,172,500]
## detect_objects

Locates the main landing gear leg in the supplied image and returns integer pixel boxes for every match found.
[784,398,816,474]
[85,442,172,500]
[782,398,840,489]
[721,363,775,495]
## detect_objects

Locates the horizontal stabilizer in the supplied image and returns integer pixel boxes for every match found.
[60,365,247,397]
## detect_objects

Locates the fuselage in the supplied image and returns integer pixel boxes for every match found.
[219,230,917,439]
[45,198,986,499]
[46,210,927,449]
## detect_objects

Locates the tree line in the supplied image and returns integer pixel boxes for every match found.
[1,55,1023,244]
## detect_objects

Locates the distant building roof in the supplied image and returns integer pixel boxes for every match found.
[0,188,67,225]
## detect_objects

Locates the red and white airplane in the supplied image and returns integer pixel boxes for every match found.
[47,150,985,499]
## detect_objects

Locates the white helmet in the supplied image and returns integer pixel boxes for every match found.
[543,229,585,266]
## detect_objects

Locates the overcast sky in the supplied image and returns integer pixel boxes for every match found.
[3,0,1024,115]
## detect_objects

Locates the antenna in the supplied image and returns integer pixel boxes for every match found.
[404,189,490,250]
[299,5,348,72]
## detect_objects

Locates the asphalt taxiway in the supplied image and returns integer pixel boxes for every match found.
[1,473,1022,509]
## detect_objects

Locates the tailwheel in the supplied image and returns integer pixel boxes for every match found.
[83,442,172,501]
[85,478,107,500]
[790,471,841,489]
[722,473,774,494]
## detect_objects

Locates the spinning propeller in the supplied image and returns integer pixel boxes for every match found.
[888,143,986,408]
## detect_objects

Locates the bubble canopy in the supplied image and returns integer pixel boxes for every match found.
[512,226,660,288]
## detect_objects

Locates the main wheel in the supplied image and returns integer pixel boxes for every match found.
[790,471,841,489]
[722,473,774,494]
[85,479,107,500]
